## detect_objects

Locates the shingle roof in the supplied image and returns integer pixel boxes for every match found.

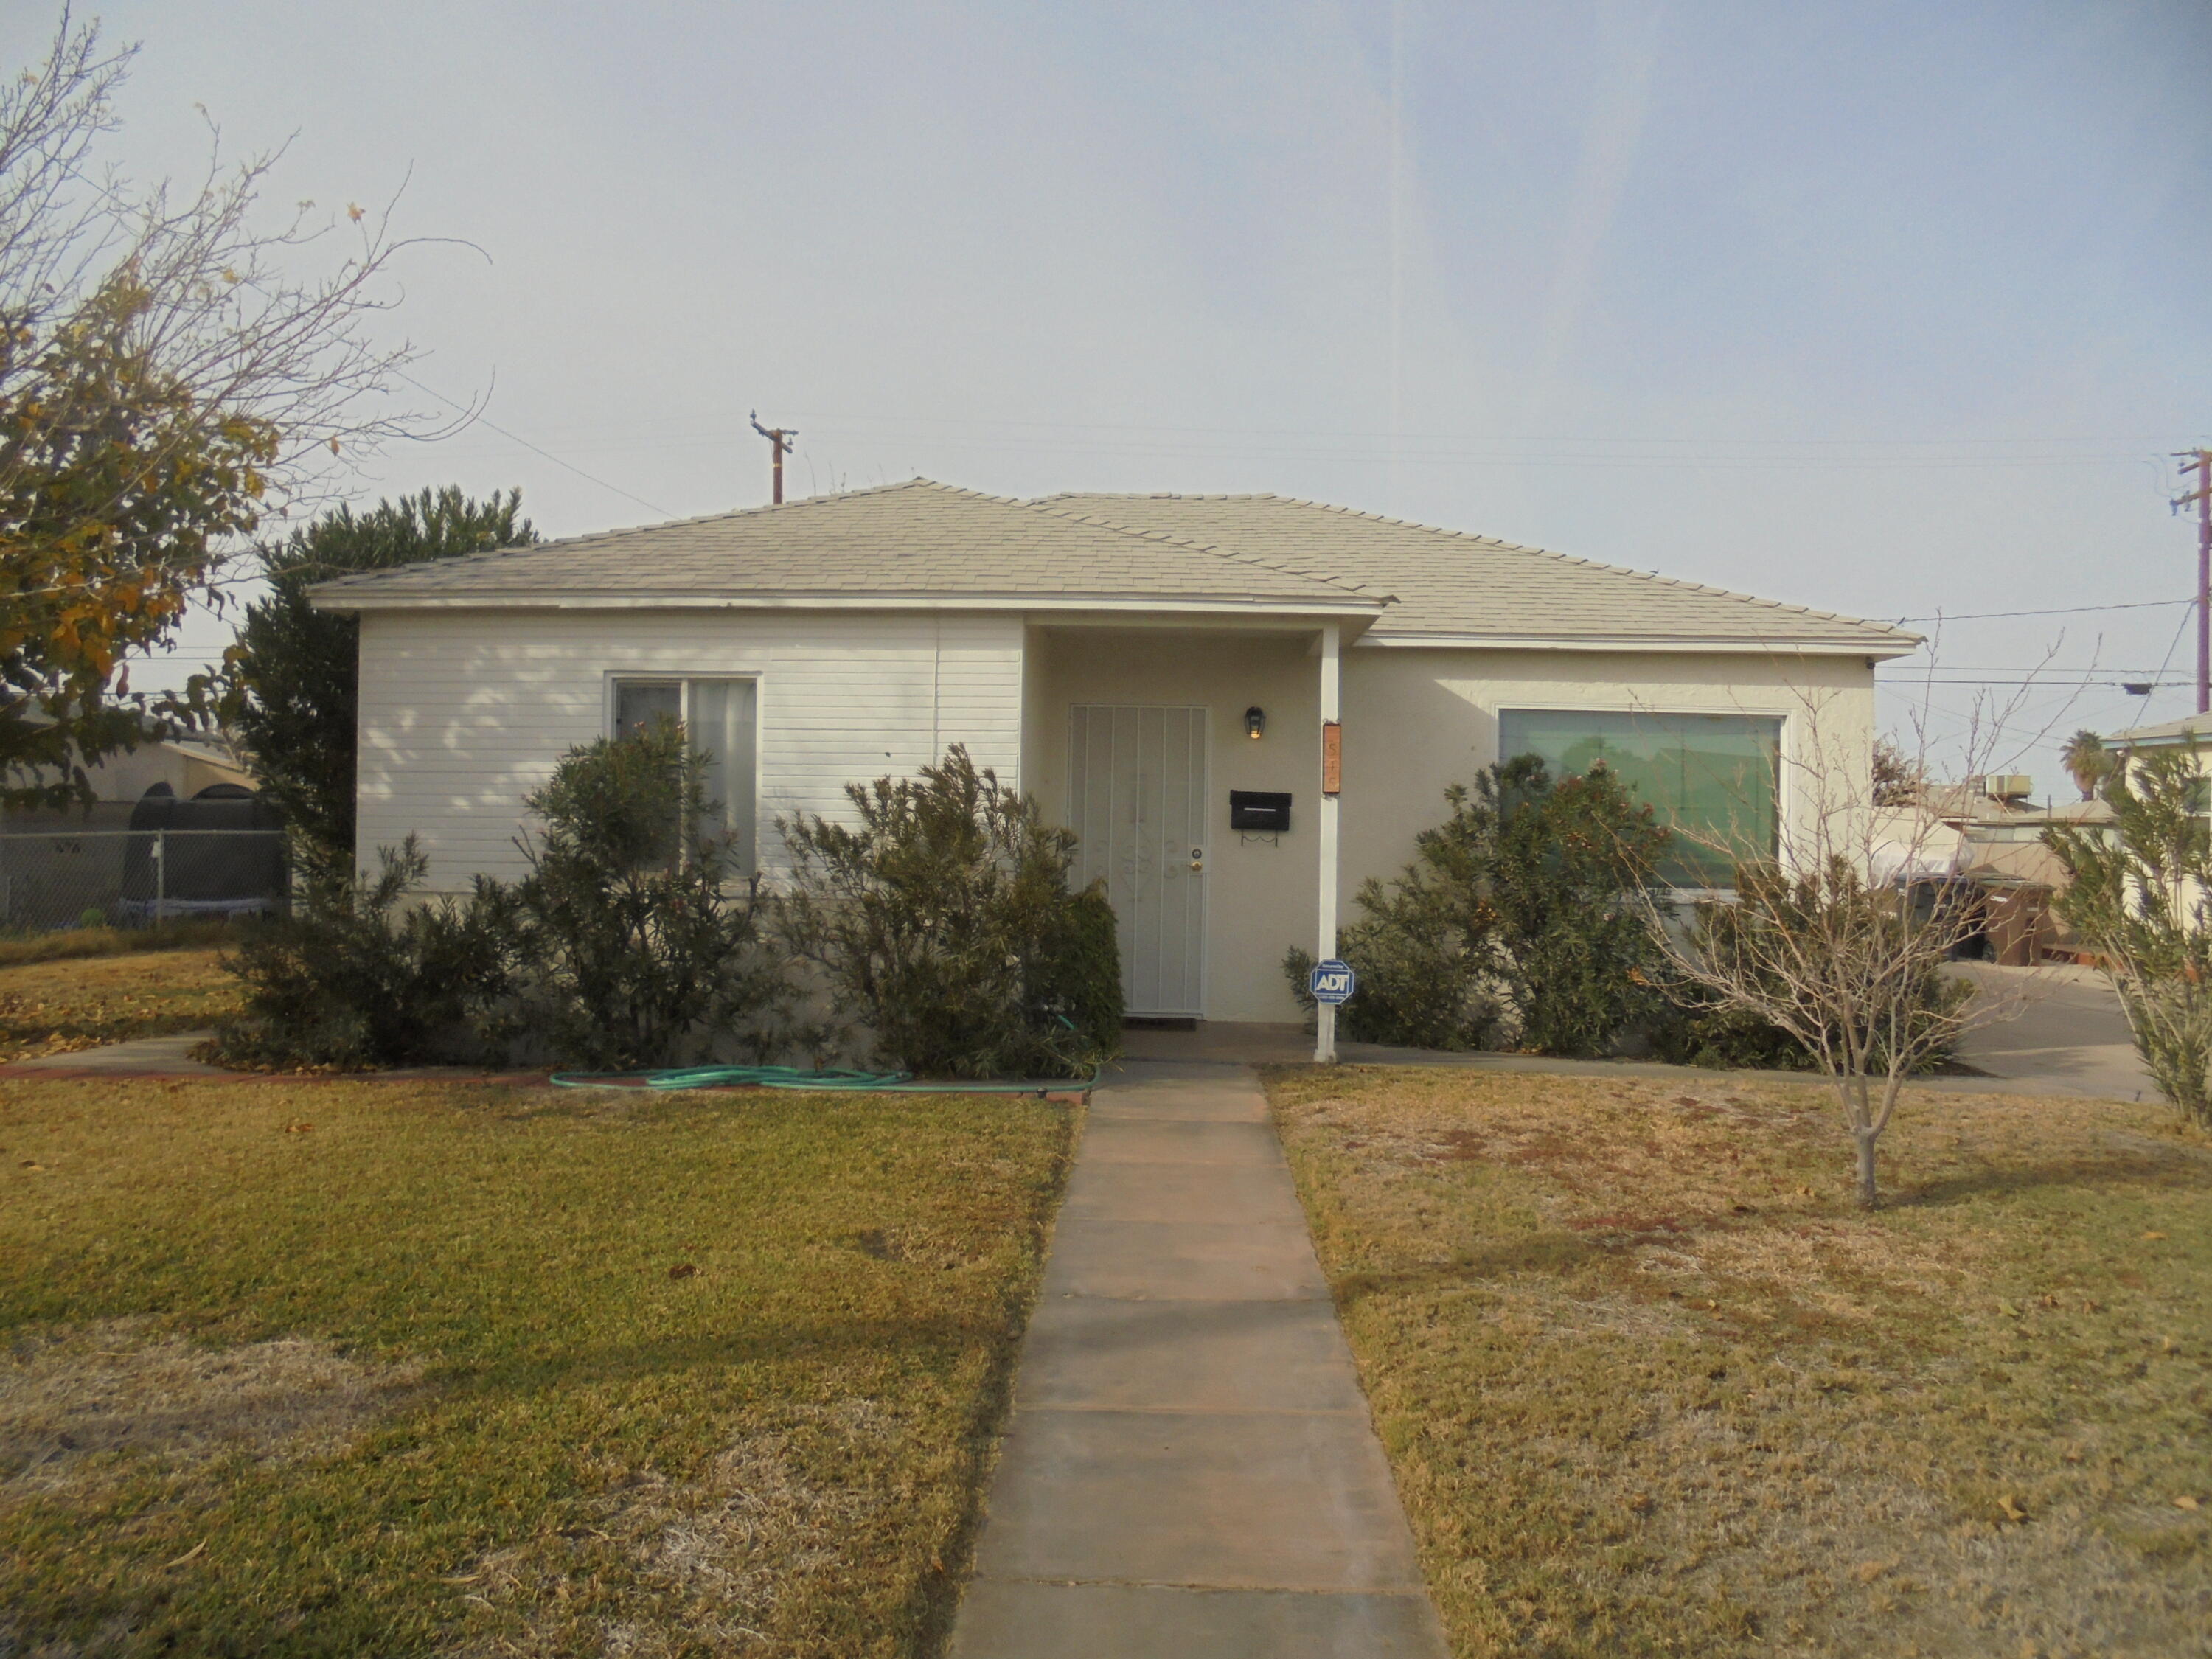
[1040,492,1916,652]
[310,476,1915,654]
[309,479,1388,612]
[2112,714,2212,748]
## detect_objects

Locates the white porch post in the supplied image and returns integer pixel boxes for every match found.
[1315,622,1341,1064]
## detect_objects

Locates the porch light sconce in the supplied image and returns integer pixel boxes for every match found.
[1245,706,1266,741]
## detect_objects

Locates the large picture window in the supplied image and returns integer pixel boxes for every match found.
[613,678,759,874]
[1497,709,1782,888]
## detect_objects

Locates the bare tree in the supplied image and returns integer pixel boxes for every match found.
[1,7,434,806]
[1639,681,2042,1208]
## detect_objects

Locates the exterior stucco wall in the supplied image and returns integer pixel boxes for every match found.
[1340,645,1879,909]
[1026,627,1324,1023]
[1027,631,1877,1023]
[357,606,1877,1026]
[355,609,1023,889]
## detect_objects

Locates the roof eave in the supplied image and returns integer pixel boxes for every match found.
[308,588,1391,622]
[1357,630,1919,660]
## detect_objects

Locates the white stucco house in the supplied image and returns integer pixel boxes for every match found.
[308,480,1918,1035]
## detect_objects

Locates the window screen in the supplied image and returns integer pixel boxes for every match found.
[612,678,759,874]
[1497,709,1782,888]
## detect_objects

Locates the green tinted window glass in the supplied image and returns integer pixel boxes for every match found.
[1497,709,1783,888]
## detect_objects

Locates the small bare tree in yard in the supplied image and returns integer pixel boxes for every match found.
[1642,687,2027,1208]
[2045,745,2212,1130]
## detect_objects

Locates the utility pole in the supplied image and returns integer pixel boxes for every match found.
[750,411,797,505]
[2180,449,2212,715]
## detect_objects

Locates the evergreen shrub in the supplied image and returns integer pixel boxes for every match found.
[207,838,517,1069]
[778,746,1121,1079]
[505,717,800,1069]
[1284,754,1667,1057]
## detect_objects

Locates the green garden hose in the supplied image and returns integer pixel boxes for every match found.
[548,1062,1099,1096]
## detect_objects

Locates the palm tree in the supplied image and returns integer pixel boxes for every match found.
[2059,729,2112,801]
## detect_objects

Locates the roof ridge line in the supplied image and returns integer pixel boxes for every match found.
[1023,501,1388,602]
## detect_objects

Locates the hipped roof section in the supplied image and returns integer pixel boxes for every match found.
[307,479,1391,616]
[1040,492,1918,654]
[308,476,1917,655]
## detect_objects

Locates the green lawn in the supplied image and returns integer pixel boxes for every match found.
[1265,1066,2212,1659]
[0,945,240,1064]
[0,1075,1073,1655]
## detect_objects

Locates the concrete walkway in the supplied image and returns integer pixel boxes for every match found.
[949,1061,1448,1659]
[1950,962,2154,1101]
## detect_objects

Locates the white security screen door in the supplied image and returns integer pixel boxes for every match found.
[1069,706,1208,1018]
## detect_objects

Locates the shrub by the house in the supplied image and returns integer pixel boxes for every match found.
[2048,745,2212,1127]
[504,717,799,1069]
[208,838,517,1069]
[1287,754,1666,1057]
[779,745,1121,1079]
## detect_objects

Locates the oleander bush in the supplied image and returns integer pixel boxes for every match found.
[779,745,1121,1079]
[1287,754,1667,1057]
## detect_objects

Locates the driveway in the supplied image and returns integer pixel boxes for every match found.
[1951,961,2154,1101]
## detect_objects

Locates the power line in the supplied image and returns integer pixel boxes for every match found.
[1891,597,2194,623]
[396,371,672,517]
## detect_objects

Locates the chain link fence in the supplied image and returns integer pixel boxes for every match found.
[0,829,289,933]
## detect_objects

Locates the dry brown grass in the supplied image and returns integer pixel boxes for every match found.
[1,1318,424,1492]
[0,1074,1073,1655]
[0,947,239,1062]
[1265,1066,2212,1658]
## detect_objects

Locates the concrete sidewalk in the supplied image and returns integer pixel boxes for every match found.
[948,1062,1448,1659]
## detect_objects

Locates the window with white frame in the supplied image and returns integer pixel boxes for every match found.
[612,678,759,874]
[1497,708,1783,889]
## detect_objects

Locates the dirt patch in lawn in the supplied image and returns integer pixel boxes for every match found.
[0,1318,422,1491]
[1267,1068,2212,1659]
[448,1400,895,1658]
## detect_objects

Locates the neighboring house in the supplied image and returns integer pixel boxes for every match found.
[3,726,255,828]
[2112,713,2212,757]
[308,480,1918,1025]
[1,730,271,931]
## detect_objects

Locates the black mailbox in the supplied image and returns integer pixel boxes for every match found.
[1229,790,1293,832]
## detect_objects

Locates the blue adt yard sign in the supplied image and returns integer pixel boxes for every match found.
[1310,959,1357,1006]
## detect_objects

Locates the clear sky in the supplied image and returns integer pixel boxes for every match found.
[32,0,2212,796]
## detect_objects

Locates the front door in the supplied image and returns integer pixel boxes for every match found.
[1068,706,1208,1018]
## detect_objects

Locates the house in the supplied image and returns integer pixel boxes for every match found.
[4,725,254,827]
[1,729,270,931]
[308,480,1918,1037]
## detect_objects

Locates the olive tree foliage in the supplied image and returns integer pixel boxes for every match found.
[1,10,426,807]
[778,745,1122,1079]
[2046,746,2212,1130]
[223,487,533,870]
[1642,690,2017,1208]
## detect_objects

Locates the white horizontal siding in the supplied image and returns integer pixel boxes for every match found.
[355,611,1023,888]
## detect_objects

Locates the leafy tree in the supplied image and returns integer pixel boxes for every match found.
[224,488,533,864]
[778,745,1121,1079]
[1287,755,1669,1057]
[2058,728,2113,802]
[1,11,421,807]
[2046,746,2212,1128]
[507,717,796,1071]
